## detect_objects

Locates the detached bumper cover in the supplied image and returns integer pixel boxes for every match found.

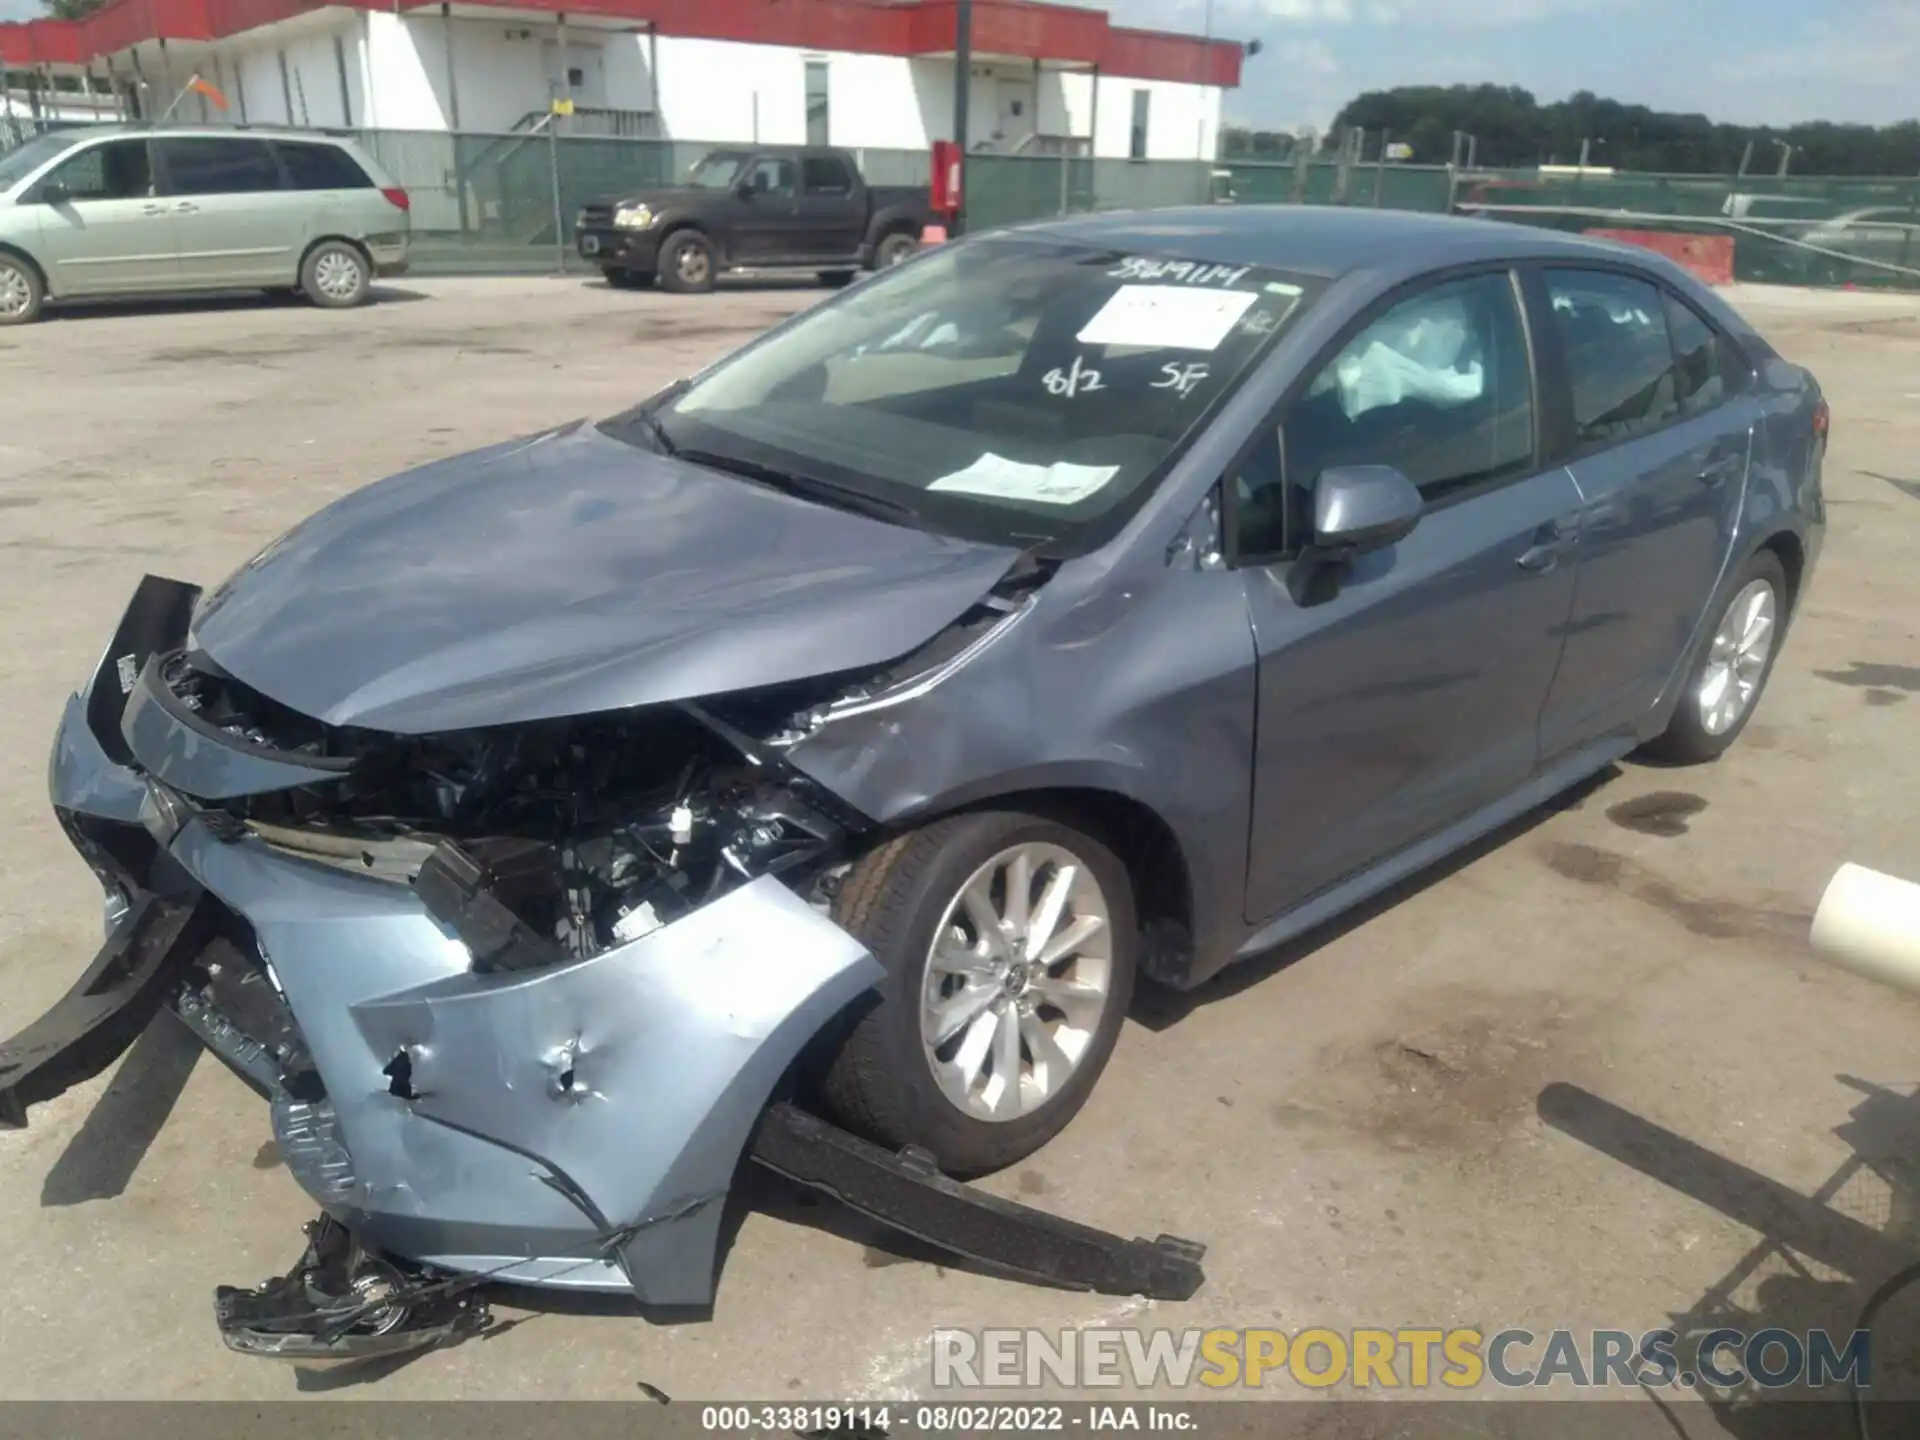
[27,575,883,1305]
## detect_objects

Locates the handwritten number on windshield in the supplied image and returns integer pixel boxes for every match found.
[1043,356,1106,398]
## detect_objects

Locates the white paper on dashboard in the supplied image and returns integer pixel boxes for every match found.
[1076,285,1259,351]
[928,454,1121,505]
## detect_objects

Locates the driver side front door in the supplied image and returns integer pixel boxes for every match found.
[1238,268,1584,924]
[30,138,180,297]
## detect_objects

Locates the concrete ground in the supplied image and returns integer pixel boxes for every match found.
[2,275,1919,1420]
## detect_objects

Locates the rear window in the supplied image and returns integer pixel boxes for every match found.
[276,142,372,190]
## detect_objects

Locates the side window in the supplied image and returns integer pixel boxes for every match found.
[276,142,372,191]
[1663,292,1732,416]
[1544,269,1680,447]
[745,158,798,198]
[37,140,151,202]
[158,137,284,197]
[1280,270,1535,513]
[802,156,852,196]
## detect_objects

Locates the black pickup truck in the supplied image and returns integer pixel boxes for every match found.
[575,145,934,294]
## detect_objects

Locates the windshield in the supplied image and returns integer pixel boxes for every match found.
[686,152,749,189]
[0,131,87,192]
[622,235,1322,550]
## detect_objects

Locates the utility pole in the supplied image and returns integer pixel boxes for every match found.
[1736,139,1754,178]
[1774,139,1794,177]
[951,0,972,234]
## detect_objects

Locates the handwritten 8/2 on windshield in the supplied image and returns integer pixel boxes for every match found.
[1042,358,1212,398]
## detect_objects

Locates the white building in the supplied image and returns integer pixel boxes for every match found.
[1,0,1241,161]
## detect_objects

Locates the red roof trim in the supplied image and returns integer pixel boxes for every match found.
[3,0,1241,87]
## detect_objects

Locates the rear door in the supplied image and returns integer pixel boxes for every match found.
[793,154,865,261]
[728,156,800,262]
[154,135,308,287]
[1239,268,1583,921]
[29,138,178,296]
[1533,267,1755,759]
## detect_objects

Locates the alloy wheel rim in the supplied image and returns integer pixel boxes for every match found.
[1697,578,1777,736]
[314,251,362,299]
[0,264,28,316]
[679,247,710,284]
[919,842,1114,1122]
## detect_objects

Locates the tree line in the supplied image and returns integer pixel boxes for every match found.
[1223,85,1920,177]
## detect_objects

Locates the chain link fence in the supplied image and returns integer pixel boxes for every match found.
[6,115,1918,290]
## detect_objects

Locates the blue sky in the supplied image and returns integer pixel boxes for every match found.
[4,0,1914,133]
[1096,0,1920,132]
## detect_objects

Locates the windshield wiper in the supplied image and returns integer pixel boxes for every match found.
[676,447,920,526]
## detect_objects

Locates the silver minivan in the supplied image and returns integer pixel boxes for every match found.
[0,125,410,324]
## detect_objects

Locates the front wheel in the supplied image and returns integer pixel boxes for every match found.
[0,254,45,325]
[658,231,716,294]
[820,811,1137,1177]
[1641,549,1788,764]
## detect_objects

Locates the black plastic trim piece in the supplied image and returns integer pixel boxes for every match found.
[0,890,214,1128]
[412,839,566,974]
[749,1102,1207,1301]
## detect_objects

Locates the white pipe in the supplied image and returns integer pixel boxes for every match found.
[1810,863,1920,997]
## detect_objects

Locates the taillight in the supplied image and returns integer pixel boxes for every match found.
[1813,399,1830,442]
[381,186,410,212]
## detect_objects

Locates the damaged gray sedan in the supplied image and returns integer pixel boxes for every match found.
[5,207,1825,1353]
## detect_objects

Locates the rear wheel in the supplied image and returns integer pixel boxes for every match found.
[658,231,716,294]
[301,241,371,308]
[1641,549,1788,764]
[872,231,919,269]
[821,811,1137,1177]
[0,254,44,325]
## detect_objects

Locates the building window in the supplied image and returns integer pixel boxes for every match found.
[804,59,829,145]
[1129,89,1150,160]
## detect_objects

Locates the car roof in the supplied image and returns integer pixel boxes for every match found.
[1007,205,1680,281]
[49,123,356,143]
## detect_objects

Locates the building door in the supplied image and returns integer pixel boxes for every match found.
[543,42,607,109]
[994,76,1034,150]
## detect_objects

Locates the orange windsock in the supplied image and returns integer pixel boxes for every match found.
[187,74,230,111]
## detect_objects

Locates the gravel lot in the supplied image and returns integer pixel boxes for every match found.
[1,275,1918,1421]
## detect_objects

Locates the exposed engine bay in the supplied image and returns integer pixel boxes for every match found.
[160,647,856,962]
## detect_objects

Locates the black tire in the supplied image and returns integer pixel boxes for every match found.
[820,810,1138,1177]
[1640,549,1789,764]
[817,269,857,288]
[300,240,371,309]
[658,231,716,294]
[604,267,655,290]
[871,230,919,270]
[0,252,45,326]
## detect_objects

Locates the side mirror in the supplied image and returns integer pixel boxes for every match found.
[733,178,756,199]
[1313,464,1423,554]
[37,182,69,206]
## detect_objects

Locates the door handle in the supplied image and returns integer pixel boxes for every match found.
[174,202,199,213]
[141,204,167,216]
[1516,520,1566,572]
[1697,455,1740,488]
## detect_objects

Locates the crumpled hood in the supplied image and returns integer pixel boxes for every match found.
[188,421,1018,734]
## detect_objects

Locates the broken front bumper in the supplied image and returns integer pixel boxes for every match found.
[20,577,883,1305]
